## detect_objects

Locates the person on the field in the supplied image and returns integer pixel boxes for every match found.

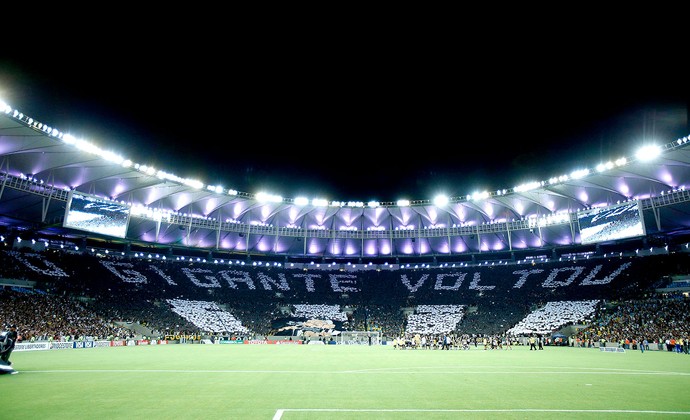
[0,324,17,362]
[0,324,18,374]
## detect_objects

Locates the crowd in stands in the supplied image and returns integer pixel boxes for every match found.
[575,295,690,352]
[1,247,689,346]
[350,305,406,337]
[0,288,136,342]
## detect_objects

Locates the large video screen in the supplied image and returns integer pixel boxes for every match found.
[63,192,131,238]
[577,201,646,244]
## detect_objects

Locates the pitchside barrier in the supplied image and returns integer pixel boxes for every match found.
[13,338,308,351]
[600,346,626,353]
[14,339,169,352]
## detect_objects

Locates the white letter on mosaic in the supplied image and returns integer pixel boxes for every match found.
[468,272,495,290]
[329,273,359,292]
[148,264,177,285]
[8,251,69,277]
[291,273,321,292]
[219,270,256,290]
[580,262,632,286]
[257,272,290,291]
[181,267,220,288]
[434,273,466,290]
[541,266,585,288]
[511,269,544,289]
[100,261,148,284]
[400,274,429,293]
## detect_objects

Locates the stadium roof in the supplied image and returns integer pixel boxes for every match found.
[2,101,690,262]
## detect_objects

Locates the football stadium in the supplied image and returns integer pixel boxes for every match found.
[1,90,690,419]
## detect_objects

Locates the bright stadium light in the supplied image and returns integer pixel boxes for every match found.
[635,144,661,161]
[433,195,449,207]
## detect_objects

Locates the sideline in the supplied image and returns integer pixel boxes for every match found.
[273,408,690,419]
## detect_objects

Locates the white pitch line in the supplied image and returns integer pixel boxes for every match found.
[273,408,690,418]
[22,368,690,376]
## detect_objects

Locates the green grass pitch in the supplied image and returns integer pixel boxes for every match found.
[1,344,689,419]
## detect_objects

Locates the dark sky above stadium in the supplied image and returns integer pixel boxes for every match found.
[1,49,687,203]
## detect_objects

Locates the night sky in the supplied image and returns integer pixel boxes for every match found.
[1,54,687,203]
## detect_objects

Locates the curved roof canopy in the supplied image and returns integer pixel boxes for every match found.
[2,100,690,263]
